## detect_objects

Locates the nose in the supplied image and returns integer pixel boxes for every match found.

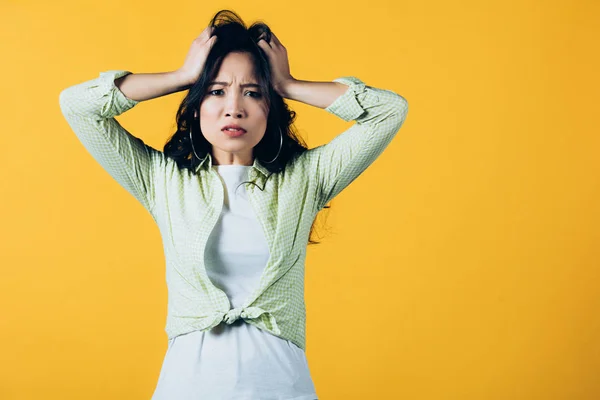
[225,91,245,118]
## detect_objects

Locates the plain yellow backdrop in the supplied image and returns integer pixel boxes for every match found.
[1,0,599,399]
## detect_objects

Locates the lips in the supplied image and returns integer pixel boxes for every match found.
[222,127,247,137]
[221,124,247,132]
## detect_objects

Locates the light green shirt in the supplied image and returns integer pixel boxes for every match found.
[59,69,408,351]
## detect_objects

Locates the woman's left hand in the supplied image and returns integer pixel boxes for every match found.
[257,31,296,97]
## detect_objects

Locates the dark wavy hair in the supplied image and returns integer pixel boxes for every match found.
[162,9,331,245]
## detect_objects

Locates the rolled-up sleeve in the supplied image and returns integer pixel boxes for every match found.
[309,76,409,210]
[59,70,162,213]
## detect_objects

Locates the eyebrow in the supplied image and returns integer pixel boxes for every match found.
[208,81,261,89]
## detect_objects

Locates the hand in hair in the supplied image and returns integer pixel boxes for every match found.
[177,26,218,86]
[256,31,296,97]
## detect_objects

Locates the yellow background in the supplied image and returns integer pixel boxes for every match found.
[1,0,599,399]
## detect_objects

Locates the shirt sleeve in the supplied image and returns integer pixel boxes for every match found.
[58,70,162,213]
[309,76,409,210]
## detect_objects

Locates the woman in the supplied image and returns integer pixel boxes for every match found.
[59,9,408,400]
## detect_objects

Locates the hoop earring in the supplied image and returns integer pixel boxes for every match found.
[190,119,202,163]
[260,127,283,164]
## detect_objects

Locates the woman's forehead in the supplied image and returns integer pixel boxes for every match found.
[213,52,259,83]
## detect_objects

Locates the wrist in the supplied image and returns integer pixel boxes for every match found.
[172,69,194,88]
[276,78,297,99]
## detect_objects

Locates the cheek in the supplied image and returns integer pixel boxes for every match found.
[199,105,220,134]
[259,102,269,117]
[199,102,219,120]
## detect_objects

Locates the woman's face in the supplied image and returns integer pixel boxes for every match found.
[197,51,269,166]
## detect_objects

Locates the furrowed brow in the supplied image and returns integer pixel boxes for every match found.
[208,81,261,89]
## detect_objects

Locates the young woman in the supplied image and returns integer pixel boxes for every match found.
[59,9,408,400]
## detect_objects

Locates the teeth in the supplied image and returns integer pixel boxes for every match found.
[226,128,242,131]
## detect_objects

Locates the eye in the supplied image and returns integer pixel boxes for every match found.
[207,89,262,98]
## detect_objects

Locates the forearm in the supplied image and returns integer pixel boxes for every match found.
[114,70,191,102]
[279,79,350,109]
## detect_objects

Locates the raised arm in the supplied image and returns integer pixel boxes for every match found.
[58,28,217,213]
[257,31,409,211]
[58,70,180,213]
[289,77,409,211]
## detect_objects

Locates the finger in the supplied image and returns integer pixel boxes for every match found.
[202,26,215,38]
[257,38,271,49]
[271,32,285,49]
[204,27,217,43]
[270,32,280,46]
[258,32,273,45]
[197,29,208,41]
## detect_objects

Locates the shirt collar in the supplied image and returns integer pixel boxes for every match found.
[194,151,271,178]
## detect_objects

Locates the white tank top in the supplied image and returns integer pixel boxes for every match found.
[151,164,318,400]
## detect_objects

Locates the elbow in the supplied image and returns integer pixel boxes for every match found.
[397,94,408,113]
[385,96,408,134]
[394,96,409,125]
[59,87,90,118]
[58,88,75,116]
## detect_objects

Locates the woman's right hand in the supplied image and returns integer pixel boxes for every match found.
[176,26,218,86]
